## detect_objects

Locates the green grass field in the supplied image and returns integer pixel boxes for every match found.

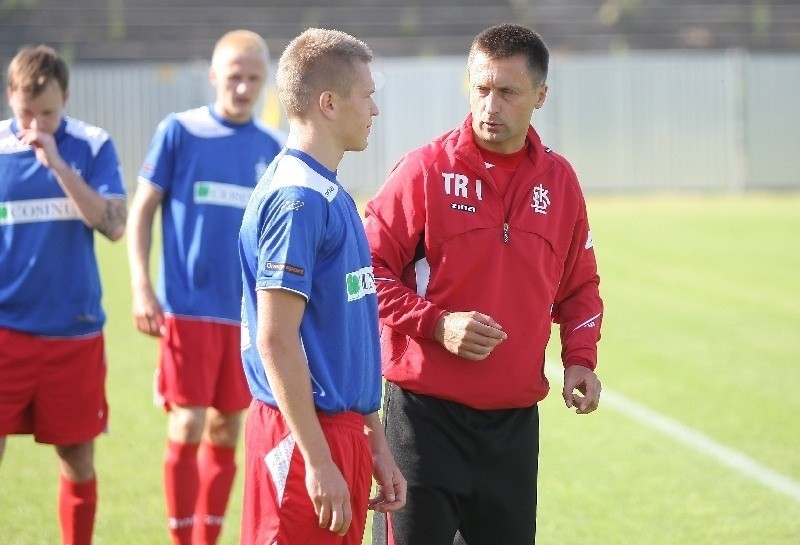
[1,192,799,544]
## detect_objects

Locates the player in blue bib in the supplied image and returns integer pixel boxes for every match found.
[138,104,284,323]
[240,147,381,415]
[0,115,125,336]
[0,45,127,545]
[238,28,406,545]
[127,30,284,545]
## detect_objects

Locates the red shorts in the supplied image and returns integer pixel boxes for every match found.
[0,327,108,445]
[241,400,373,545]
[155,315,251,412]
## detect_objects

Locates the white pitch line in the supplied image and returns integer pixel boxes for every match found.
[546,363,800,503]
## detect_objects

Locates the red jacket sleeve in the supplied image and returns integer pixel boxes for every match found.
[551,170,603,370]
[364,154,447,340]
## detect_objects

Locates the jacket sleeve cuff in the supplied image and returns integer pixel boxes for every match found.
[420,306,448,340]
[563,351,597,371]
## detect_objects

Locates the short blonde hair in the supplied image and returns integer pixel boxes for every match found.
[277,28,372,119]
[212,29,269,67]
[7,45,69,97]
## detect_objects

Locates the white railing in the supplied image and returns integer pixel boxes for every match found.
[6,52,797,196]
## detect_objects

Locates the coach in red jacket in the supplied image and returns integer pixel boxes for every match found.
[365,23,604,545]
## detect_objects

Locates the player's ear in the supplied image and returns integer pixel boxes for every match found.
[208,65,218,87]
[318,90,336,121]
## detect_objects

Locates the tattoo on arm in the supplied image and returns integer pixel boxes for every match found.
[97,199,128,240]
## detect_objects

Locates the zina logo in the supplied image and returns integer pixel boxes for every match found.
[346,266,376,302]
[451,203,476,213]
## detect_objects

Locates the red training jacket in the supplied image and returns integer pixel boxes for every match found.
[364,115,603,410]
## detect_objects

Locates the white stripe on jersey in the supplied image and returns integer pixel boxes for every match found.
[269,155,339,202]
[175,107,235,138]
[65,117,111,156]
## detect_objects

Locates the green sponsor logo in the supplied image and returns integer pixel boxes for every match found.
[0,198,79,225]
[345,267,376,302]
[347,273,361,297]
[193,181,251,208]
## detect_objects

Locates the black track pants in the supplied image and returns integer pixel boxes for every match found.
[373,382,539,545]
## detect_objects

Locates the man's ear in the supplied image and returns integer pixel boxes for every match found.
[318,90,337,120]
[534,83,548,110]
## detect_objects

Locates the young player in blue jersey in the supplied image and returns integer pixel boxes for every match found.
[126,30,284,545]
[0,45,127,545]
[238,28,406,545]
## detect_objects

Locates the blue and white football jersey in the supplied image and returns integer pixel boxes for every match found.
[139,105,284,323]
[0,116,125,337]
[239,149,381,415]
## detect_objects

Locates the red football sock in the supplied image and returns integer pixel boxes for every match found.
[58,475,97,545]
[164,440,199,545]
[194,442,237,545]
